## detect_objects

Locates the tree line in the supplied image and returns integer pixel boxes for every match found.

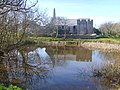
[99,22,120,37]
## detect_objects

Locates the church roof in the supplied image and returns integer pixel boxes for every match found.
[54,18,77,26]
[66,19,77,26]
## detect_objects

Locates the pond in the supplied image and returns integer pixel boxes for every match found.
[0,45,120,90]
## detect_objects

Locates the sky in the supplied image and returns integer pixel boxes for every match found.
[33,0,120,28]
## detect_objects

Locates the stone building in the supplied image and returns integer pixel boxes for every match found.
[67,19,93,35]
[51,8,95,38]
[77,19,93,34]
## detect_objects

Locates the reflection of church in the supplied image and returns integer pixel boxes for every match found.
[46,46,92,62]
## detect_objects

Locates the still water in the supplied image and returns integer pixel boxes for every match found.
[0,45,119,90]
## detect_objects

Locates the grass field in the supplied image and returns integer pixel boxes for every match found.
[27,37,120,44]
[80,37,120,43]
[29,37,74,42]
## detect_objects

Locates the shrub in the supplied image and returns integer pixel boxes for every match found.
[22,39,37,45]
[91,62,120,87]
[0,84,22,90]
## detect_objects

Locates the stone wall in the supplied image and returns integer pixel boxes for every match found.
[77,19,93,34]
[56,18,94,38]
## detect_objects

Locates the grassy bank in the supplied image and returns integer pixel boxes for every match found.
[80,37,120,44]
[27,37,120,44]
[29,37,74,42]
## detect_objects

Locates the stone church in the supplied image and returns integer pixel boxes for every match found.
[51,8,95,38]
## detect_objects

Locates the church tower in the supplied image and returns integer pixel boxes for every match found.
[51,8,56,23]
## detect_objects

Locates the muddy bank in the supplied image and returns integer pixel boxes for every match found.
[38,41,81,46]
[81,42,120,52]
[38,41,120,52]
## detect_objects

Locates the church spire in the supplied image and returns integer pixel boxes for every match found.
[53,8,56,19]
[51,8,56,23]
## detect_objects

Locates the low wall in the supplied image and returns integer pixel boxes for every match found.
[38,41,81,46]
[58,34,96,39]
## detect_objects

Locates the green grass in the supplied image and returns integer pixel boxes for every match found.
[29,37,74,42]
[27,37,120,44]
[80,37,120,44]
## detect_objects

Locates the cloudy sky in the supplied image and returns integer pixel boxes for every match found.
[32,0,120,28]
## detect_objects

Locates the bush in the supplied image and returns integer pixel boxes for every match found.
[22,39,37,45]
[91,62,120,87]
[0,84,22,90]
[99,22,120,38]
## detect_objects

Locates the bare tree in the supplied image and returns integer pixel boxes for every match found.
[45,16,68,38]
[45,17,57,37]
[25,9,48,37]
[99,22,120,37]
[56,17,68,38]
[0,0,48,52]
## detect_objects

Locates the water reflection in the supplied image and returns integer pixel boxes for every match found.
[46,46,92,68]
[0,47,53,89]
[27,48,52,69]
[0,45,120,90]
[46,46,92,62]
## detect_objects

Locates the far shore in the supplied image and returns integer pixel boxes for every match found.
[26,37,120,52]
[81,42,120,52]
[34,41,120,52]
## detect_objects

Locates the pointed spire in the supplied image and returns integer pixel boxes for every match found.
[53,8,56,19]
[51,8,56,23]
[53,8,56,18]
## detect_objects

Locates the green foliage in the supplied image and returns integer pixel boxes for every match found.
[0,84,22,90]
[93,28,101,35]
[0,84,7,90]
[7,85,22,90]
